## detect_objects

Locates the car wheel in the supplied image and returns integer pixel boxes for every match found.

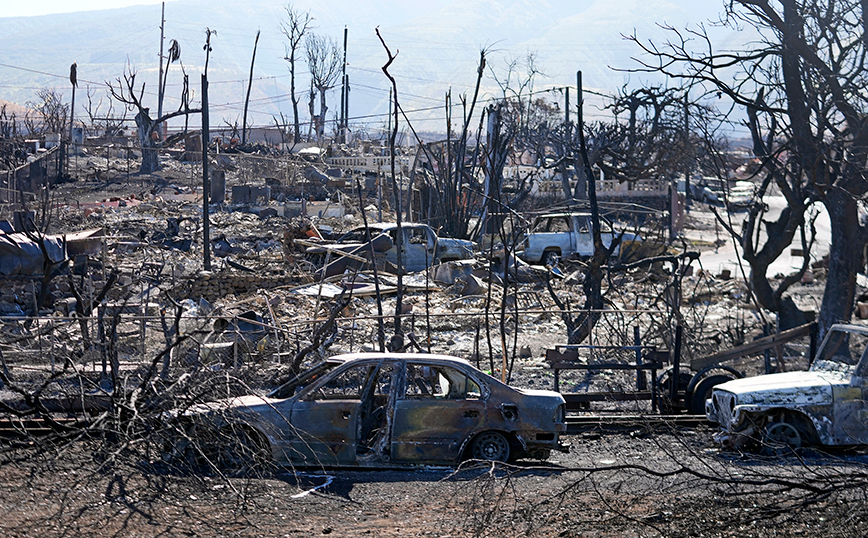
[199,425,271,475]
[761,421,802,456]
[470,431,511,462]
[688,374,733,416]
[542,251,559,266]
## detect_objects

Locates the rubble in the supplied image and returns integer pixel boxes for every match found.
[0,144,827,424]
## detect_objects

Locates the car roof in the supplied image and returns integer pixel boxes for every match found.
[350,223,426,230]
[329,352,475,368]
[535,212,592,218]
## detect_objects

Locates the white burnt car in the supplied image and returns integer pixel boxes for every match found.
[516,212,641,265]
[707,323,868,453]
[168,353,567,471]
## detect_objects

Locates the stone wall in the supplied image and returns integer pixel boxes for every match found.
[182,271,301,302]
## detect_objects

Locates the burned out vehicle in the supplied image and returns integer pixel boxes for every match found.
[707,323,868,453]
[307,223,475,274]
[170,353,567,470]
[516,212,641,265]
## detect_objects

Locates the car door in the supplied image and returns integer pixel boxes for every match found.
[599,217,616,253]
[288,362,380,466]
[833,342,868,444]
[573,215,593,256]
[402,225,434,272]
[391,362,486,464]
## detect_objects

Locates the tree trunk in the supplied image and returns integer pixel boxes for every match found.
[135,109,159,174]
[318,88,328,141]
[818,188,867,340]
[291,92,300,143]
[307,88,316,140]
[558,161,572,200]
[573,166,588,199]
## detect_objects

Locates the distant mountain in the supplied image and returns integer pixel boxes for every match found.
[0,0,740,136]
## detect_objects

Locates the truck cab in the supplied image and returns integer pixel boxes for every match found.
[516,212,641,265]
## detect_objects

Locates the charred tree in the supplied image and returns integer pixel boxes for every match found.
[306,34,342,142]
[279,4,312,144]
[628,0,868,338]
[107,67,200,174]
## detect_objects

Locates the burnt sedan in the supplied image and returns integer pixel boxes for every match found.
[171,353,567,470]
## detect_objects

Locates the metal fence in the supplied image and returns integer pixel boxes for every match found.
[0,145,61,205]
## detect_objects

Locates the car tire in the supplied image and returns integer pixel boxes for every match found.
[199,424,271,475]
[470,431,511,462]
[761,421,802,456]
[542,251,559,267]
[688,374,733,416]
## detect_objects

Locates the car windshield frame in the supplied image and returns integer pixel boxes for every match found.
[267,359,347,399]
[811,325,868,376]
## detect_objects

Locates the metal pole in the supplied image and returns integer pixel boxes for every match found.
[157,3,165,126]
[202,73,211,271]
[341,26,348,144]
[241,30,260,145]
[634,325,645,390]
[670,324,683,402]
[202,29,214,271]
[69,63,77,154]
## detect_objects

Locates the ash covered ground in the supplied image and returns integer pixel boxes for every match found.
[0,151,859,537]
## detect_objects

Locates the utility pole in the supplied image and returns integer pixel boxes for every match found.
[68,63,77,150]
[241,29,260,145]
[683,91,692,209]
[202,29,215,271]
[157,2,165,139]
[340,26,348,144]
[565,86,570,125]
[344,74,350,142]
[577,73,582,141]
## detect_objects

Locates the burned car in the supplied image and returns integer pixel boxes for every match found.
[306,223,475,275]
[707,323,868,453]
[516,212,642,265]
[169,353,567,470]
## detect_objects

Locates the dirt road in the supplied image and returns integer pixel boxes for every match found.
[1,426,866,537]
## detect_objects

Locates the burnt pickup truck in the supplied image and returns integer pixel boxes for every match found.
[307,223,475,274]
[707,323,868,454]
[516,212,642,265]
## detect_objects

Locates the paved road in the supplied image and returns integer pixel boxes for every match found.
[689,196,831,279]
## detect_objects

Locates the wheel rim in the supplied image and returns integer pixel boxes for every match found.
[472,431,510,462]
[763,422,801,453]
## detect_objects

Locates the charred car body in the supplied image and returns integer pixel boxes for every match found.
[170,353,567,470]
[707,323,868,453]
[516,212,641,265]
[306,223,475,275]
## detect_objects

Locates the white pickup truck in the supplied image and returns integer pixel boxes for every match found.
[516,212,642,265]
[707,323,868,453]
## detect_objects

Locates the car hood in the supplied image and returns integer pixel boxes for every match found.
[714,370,842,406]
[438,237,475,248]
[183,394,278,417]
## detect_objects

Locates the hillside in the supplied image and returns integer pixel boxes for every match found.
[0,0,741,134]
